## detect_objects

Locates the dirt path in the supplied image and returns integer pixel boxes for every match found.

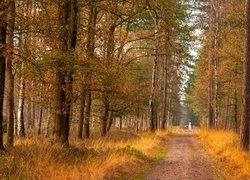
[147,131,216,180]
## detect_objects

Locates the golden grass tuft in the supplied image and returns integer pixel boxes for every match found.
[198,130,250,180]
[0,130,168,179]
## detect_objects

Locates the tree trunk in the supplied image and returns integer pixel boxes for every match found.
[64,0,78,143]
[78,89,85,139]
[38,106,43,135]
[224,81,231,130]
[46,104,51,137]
[107,111,113,132]
[17,74,25,137]
[208,0,216,129]
[234,90,238,133]
[6,0,15,148]
[53,0,73,144]
[162,45,168,130]
[119,116,122,130]
[101,95,109,136]
[149,16,159,133]
[83,89,91,138]
[31,100,36,129]
[38,86,43,135]
[240,0,250,151]
[82,2,97,139]
[0,1,7,150]
[27,100,32,128]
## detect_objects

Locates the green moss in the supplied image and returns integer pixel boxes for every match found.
[154,149,168,161]
[132,148,168,180]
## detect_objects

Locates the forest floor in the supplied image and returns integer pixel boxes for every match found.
[198,130,250,180]
[147,128,216,180]
[0,129,169,179]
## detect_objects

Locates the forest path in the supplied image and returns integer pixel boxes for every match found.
[147,130,216,180]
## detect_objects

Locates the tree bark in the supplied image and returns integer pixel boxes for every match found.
[149,16,159,133]
[234,90,238,133]
[208,0,216,129]
[31,100,36,129]
[162,43,168,130]
[107,111,113,132]
[64,0,78,143]
[240,0,250,151]
[119,116,122,130]
[101,95,109,136]
[82,1,97,138]
[83,89,91,138]
[38,86,43,135]
[17,74,25,137]
[0,0,7,150]
[53,0,69,144]
[38,106,43,135]
[46,103,51,137]
[78,89,85,139]
[6,0,15,148]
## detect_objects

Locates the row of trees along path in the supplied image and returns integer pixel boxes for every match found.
[0,0,193,149]
[0,0,249,152]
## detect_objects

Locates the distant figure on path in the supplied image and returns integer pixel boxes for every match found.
[188,121,192,130]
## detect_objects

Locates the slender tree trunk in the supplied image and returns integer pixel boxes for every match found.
[83,2,97,138]
[6,0,15,148]
[83,89,91,138]
[234,90,238,133]
[0,0,7,150]
[17,74,25,137]
[46,104,51,137]
[149,15,159,132]
[31,99,36,129]
[38,87,43,134]
[119,116,122,130]
[101,95,109,136]
[101,13,116,136]
[14,108,17,136]
[224,81,231,130]
[107,111,113,132]
[240,0,250,151]
[78,89,85,139]
[27,100,31,128]
[208,0,216,129]
[162,45,168,130]
[38,106,43,135]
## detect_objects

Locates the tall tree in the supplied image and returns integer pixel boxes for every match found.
[53,0,78,144]
[240,0,250,151]
[6,0,15,147]
[53,0,70,144]
[207,0,216,129]
[17,69,25,137]
[161,35,169,130]
[0,0,7,150]
[147,0,160,132]
[83,1,97,138]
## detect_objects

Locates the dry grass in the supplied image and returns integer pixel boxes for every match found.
[0,130,169,179]
[198,130,250,180]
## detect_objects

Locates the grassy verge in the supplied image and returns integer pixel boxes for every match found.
[0,130,169,179]
[198,130,250,180]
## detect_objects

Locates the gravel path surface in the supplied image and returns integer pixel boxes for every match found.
[147,132,216,180]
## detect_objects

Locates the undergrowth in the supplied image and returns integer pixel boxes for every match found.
[198,130,250,180]
[0,130,169,179]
